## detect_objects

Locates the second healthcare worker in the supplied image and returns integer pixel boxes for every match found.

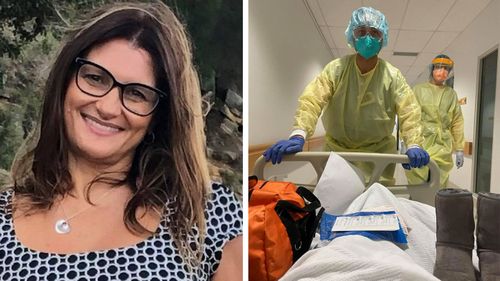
[405,55,465,187]
[264,7,430,184]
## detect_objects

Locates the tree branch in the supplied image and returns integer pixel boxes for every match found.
[52,4,70,27]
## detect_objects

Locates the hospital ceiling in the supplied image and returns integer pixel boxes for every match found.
[305,0,492,85]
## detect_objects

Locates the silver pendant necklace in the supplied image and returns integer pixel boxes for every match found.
[55,219,71,234]
[55,189,114,234]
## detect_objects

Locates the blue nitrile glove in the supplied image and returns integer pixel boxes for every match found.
[263,136,305,164]
[404,146,430,169]
[455,151,464,168]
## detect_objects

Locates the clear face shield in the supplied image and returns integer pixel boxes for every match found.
[430,57,454,85]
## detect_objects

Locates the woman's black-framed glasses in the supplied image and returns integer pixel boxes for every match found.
[74,57,167,116]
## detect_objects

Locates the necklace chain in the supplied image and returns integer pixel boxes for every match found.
[55,189,115,234]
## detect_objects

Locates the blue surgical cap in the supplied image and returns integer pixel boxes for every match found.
[345,7,389,48]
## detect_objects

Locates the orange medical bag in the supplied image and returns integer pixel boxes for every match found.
[248,176,323,281]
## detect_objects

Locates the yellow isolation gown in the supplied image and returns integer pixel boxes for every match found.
[405,82,464,187]
[293,54,423,185]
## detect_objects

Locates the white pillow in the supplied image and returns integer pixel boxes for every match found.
[313,152,365,215]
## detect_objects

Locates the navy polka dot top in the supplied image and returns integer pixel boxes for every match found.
[0,183,243,280]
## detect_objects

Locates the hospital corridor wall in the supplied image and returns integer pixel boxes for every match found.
[426,0,500,193]
[249,0,331,146]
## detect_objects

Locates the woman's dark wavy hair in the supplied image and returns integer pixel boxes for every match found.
[11,1,210,266]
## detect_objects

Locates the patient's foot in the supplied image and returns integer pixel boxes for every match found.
[433,188,476,281]
[434,245,476,280]
[477,192,500,281]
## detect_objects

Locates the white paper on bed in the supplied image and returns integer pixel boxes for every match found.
[280,183,439,281]
[313,152,365,215]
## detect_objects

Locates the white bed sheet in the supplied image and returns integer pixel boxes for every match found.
[280,183,440,281]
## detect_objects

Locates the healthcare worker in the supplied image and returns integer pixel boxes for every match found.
[263,7,429,184]
[405,55,464,187]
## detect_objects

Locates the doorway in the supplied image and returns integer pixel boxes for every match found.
[474,49,498,193]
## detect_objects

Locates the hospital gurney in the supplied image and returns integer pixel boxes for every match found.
[253,152,440,206]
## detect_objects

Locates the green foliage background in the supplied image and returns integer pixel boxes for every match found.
[0,0,242,186]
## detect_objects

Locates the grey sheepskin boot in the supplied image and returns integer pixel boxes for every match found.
[433,188,476,281]
[477,192,500,281]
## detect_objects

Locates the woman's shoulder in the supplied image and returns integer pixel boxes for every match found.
[206,183,242,212]
[0,188,13,205]
[204,182,243,234]
[0,188,13,215]
[201,182,242,270]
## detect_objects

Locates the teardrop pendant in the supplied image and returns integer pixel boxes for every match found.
[55,219,71,234]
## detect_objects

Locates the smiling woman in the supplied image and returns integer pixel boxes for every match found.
[64,40,156,163]
[1,2,242,280]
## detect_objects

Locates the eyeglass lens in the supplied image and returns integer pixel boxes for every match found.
[77,62,160,116]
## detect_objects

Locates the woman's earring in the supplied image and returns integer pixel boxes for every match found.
[144,131,155,145]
